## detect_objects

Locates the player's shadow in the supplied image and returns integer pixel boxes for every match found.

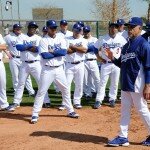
[0,112,67,123]
[30,131,108,144]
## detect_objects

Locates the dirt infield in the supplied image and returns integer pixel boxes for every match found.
[0,104,150,150]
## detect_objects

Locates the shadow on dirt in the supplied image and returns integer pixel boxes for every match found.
[30,131,108,144]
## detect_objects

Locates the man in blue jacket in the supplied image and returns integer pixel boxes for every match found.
[107,17,150,147]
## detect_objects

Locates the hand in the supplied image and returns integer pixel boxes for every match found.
[48,48,54,53]
[143,84,150,100]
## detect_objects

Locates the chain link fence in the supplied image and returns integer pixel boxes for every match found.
[0,19,108,38]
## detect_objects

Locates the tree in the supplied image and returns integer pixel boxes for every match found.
[141,0,150,21]
[92,0,131,22]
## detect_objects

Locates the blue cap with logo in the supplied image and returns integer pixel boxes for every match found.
[13,24,22,29]
[109,21,119,27]
[60,19,68,25]
[28,21,38,28]
[72,23,82,32]
[125,17,143,26]
[145,22,150,30]
[77,21,84,27]
[42,26,48,32]
[117,19,125,25]
[83,25,91,32]
[46,20,58,28]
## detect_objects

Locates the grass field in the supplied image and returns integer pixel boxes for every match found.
[4,62,121,107]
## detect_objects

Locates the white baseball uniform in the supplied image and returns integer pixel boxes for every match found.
[4,32,35,95]
[32,34,75,117]
[94,33,127,103]
[0,34,9,109]
[83,36,100,98]
[13,33,50,105]
[64,35,88,105]
[57,30,73,39]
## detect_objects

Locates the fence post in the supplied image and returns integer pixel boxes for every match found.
[96,21,99,38]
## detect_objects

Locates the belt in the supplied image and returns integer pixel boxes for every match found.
[45,65,61,68]
[107,61,112,63]
[86,58,97,61]
[12,55,20,58]
[25,60,38,63]
[68,60,84,64]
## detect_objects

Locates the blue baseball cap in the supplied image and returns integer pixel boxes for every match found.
[60,19,68,25]
[42,26,48,32]
[77,21,84,27]
[72,23,82,32]
[117,19,125,25]
[28,21,38,28]
[46,20,58,28]
[83,25,91,32]
[145,22,150,29]
[13,24,22,29]
[109,21,119,27]
[125,17,143,26]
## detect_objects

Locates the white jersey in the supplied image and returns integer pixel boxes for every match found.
[65,36,88,62]
[39,34,67,66]
[85,36,97,59]
[94,33,127,61]
[57,30,73,39]
[0,34,6,59]
[4,33,27,57]
[117,30,128,40]
[17,34,41,61]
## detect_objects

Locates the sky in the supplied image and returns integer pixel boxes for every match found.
[0,0,148,21]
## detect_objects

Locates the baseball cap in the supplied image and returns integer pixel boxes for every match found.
[72,23,82,32]
[109,21,119,27]
[13,24,22,29]
[60,19,68,25]
[83,25,91,32]
[124,17,143,26]
[117,19,125,25]
[42,26,48,32]
[145,22,150,29]
[46,20,58,28]
[77,21,84,27]
[28,21,38,28]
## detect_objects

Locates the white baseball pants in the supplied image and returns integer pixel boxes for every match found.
[13,61,50,104]
[119,91,150,138]
[32,65,74,116]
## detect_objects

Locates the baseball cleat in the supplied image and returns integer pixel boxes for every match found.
[107,136,129,147]
[31,116,39,124]
[109,100,115,108]
[67,112,79,118]
[73,104,82,109]
[43,103,51,108]
[142,136,150,146]
[58,105,66,111]
[0,106,9,111]
[93,101,101,109]
[6,103,20,112]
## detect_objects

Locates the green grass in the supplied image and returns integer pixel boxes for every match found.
[5,63,121,107]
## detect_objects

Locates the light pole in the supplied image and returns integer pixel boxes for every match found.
[17,0,20,23]
[5,0,13,25]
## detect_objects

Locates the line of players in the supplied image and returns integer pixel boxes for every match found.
[0,19,147,123]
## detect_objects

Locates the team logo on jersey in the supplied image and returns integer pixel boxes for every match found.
[102,43,121,49]
[48,43,61,51]
[11,41,17,47]
[75,42,82,47]
[121,52,136,62]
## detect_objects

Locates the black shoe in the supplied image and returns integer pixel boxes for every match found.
[93,101,101,109]
[109,100,115,108]
[43,103,51,108]
[92,92,97,98]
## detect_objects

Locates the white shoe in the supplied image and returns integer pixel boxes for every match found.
[58,105,66,110]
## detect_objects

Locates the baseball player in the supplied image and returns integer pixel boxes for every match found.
[107,17,150,147]
[93,21,127,108]
[4,24,35,96]
[117,19,128,39]
[7,21,50,111]
[142,22,150,43]
[83,25,100,101]
[31,20,79,124]
[42,26,48,37]
[60,23,88,110]
[0,34,9,110]
[77,21,84,35]
[57,19,73,38]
